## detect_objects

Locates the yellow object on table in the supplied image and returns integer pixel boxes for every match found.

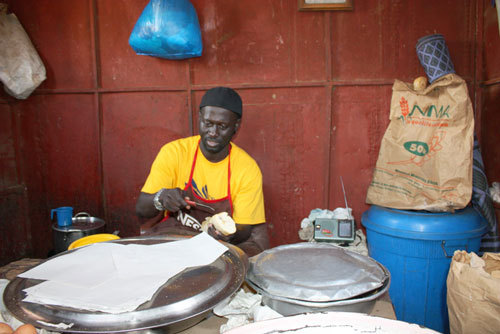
[68,234,120,250]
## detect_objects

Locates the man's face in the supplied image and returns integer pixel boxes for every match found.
[199,106,240,160]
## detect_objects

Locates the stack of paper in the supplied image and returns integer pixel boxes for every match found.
[19,233,228,313]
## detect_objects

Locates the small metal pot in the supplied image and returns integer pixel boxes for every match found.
[52,212,105,254]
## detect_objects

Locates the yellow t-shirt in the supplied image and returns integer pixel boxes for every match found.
[141,136,265,225]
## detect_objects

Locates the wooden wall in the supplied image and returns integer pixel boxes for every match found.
[1,0,495,265]
[482,3,500,182]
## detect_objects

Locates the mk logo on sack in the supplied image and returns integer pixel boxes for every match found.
[409,104,450,118]
[399,97,450,127]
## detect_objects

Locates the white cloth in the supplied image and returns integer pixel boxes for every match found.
[214,289,283,333]
[491,182,500,204]
[20,233,228,314]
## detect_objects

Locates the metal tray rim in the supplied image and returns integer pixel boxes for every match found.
[3,235,247,333]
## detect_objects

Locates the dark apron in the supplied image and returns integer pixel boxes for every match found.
[145,141,233,236]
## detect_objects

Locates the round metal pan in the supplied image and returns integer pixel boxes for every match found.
[3,235,248,333]
[246,267,390,316]
[247,242,388,302]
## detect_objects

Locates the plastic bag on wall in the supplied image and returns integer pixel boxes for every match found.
[128,0,202,60]
[0,5,46,99]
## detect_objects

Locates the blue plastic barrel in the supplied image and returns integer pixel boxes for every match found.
[361,205,487,334]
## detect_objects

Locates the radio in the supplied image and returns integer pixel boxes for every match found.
[313,218,355,244]
[313,176,355,245]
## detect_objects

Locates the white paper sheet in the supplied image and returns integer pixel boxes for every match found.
[21,232,228,313]
[19,242,119,288]
[23,275,167,313]
[111,232,228,278]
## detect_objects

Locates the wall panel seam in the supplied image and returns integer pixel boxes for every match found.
[91,0,107,223]
[325,11,333,209]
[32,80,398,96]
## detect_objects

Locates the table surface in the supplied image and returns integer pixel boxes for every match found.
[1,258,396,333]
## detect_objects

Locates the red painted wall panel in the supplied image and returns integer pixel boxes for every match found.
[482,85,500,182]
[329,86,392,224]
[18,95,101,213]
[331,0,476,82]
[14,95,101,257]
[0,104,18,189]
[101,92,191,236]
[0,104,30,266]
[481,0,500,234]
[5,0,95,90]
[483,3,500,80]
[0,193,30,266]
[481,1,500,183]
[191,1,327,85]
[294,12,328,82]
[13,104,46,259]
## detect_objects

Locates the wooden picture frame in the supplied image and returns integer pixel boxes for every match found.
[298,0,353,11]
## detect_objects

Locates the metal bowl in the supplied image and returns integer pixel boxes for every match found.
[246,264,390,316]
[247,243,389,302]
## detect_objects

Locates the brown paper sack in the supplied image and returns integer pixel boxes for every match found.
[447,251,500,334]
[366,74,473,211]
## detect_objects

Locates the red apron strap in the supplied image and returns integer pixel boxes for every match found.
[186,139,201,189]
[227,144,233,211]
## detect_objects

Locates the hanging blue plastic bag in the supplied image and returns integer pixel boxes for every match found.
[128,0,202,60]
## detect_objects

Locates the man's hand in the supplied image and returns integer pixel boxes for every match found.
[204,222,269,257]
[157,188,191,212]
[234,224,269,257]
[205,224,234,242]
[136,188,191,219]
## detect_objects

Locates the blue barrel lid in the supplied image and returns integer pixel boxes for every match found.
[362,205,488,240]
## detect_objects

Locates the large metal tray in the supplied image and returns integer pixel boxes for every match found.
[3,235,248,333]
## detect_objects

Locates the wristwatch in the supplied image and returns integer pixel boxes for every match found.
[153,188,166,211]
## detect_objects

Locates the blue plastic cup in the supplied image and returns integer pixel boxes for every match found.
[51,206,73,227]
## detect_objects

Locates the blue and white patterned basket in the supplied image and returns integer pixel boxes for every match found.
[416,34,455,83]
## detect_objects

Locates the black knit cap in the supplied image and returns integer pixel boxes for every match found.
[200,87,242,117]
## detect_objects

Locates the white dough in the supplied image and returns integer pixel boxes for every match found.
[201,212,236,235]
